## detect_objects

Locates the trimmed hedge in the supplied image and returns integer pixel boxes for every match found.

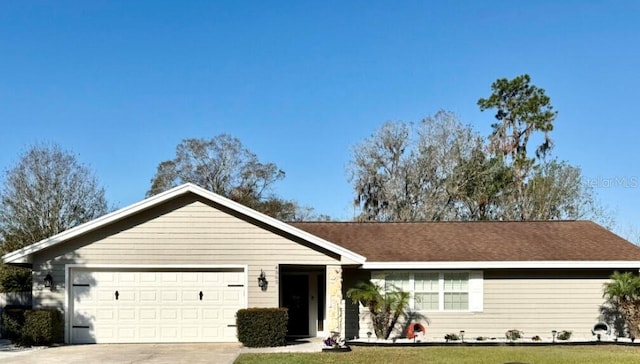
[22,309,64,346]
[1,308,63,346]
[1,306,28,341]
[236,308,288,347]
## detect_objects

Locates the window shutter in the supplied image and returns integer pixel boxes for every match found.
[468,270,484,312]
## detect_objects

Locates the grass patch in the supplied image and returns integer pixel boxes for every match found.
[235,345,640,364]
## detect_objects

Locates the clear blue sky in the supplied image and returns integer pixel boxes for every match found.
[1,1,638,238]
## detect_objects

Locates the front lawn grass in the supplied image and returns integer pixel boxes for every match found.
[235,345,640,364]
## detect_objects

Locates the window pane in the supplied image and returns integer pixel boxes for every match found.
[415,292,439,310]
[414,273,438,292]
[444,272,469,292]
[385,272,410,292]
[444,272,469,310]
[444,292,469,310]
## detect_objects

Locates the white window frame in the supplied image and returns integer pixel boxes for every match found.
[372,270,483,313]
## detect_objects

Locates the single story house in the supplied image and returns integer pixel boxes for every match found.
[3,183,640,344]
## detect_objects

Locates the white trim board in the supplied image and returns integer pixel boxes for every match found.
[362,261,640,270]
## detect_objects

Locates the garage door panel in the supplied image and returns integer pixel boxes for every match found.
[181,308,199,320]
[182,290,201,302]
[160,327,178,338]
[181,327,199,338]
[181,272,199,282]
[117,327,136,340]
[91,272,116,286]
[224,272,243,284]
[72,271,93,284]
[96,290,114,302]
[71,327,94,344]
[223,326,237,340]
[117,290,137,302]
[71,269,245,344]
[204,291,220,304]
[94,326,115,340]
[160,309,178,320]
[203,326,221,338]
[96,309,114,320]
[139,308,157,320]
[75,271,115,285]
[160,290,178,301]
[202,308,220,320]
[118,308,137,320]
[222,308,239,321]
[140,272,157,282]
[73,286,93,302]
[73,309,94,325]
[140,290,157,301]
[203,273,221,283]
[160,272,179,283]
[223,290,242,302]
[139,326,157,339]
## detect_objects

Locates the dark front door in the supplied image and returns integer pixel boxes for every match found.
[282,274,309,336]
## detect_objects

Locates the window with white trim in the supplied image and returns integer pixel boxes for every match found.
[443,272,469,310]
[373,271,482,312]
[414,272,439,310]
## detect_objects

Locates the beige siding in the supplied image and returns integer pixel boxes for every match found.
[353,270,615,340]
[31,196,341,310]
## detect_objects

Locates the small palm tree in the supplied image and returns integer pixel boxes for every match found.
[603,271,640,339]
[347,280,410,340]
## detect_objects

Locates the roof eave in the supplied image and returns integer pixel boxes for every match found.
[362,261,640,270]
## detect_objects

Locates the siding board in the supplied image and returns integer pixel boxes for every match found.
[31,197,341,310]
[354,269,616,340]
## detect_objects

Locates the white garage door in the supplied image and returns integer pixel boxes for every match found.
[70,269,245,343]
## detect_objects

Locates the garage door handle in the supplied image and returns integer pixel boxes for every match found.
[199,291,203,300]
[115,290,119,300]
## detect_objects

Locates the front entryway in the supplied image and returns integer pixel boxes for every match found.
[281,275,309,335]
[69,268,246,344]
[279,266,325,337]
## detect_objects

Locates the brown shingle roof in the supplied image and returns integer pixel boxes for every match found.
[291,221,640,262]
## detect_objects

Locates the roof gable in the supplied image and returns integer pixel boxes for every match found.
[2,183,366,265]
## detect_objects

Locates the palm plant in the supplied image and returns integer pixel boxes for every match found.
[346,280,410,340]
[603,271,640,339]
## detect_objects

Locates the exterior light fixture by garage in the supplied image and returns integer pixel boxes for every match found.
[44,273,53,289]
[258,270,268,291]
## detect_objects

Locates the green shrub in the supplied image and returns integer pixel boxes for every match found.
[236,308,288,347]
[506,329,523,341]
[444,333,460,342]
[557,330,572,341]
[21,309,64,346]
[1,308,63,346]
[1,306,27,340]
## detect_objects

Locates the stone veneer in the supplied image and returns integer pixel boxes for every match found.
[326,265,343,334]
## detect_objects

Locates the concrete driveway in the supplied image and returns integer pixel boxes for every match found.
[0,342,242,364]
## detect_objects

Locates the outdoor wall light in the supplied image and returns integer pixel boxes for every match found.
[257,270,268,291]
[44,273,53,289]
